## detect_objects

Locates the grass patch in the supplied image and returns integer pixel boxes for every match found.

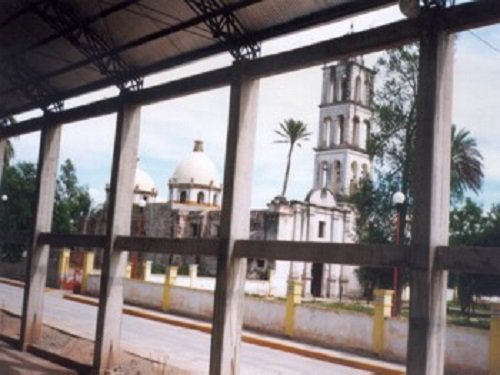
[305,301,374,315]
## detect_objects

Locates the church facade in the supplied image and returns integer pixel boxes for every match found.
[126,57,375,299]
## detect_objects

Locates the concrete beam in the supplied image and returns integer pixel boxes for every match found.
[93,99,140,370]
[114,236,220,256]
[20,123,62,349]
[209,65,260,375]
[436,245,500,275]
[406,21,454,375]
[234,241,409,267]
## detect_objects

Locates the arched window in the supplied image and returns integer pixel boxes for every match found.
[352,117,360,146]
[328,70,335,102]
[322,118,331,148]
[321,162,329,188]
[364,120,371,150]
[350,162,358,194]
[334,161,342,194]
[354,76,361,102]
[197,191,205,204]
[213,193,218,206]
[338,115,345,144]
[341,74,348,101]
[362,164,369,178]
[180,191,187,203]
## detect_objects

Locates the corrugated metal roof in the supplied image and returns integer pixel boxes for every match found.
[0,0,395,118]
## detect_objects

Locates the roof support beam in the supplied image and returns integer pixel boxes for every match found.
[0,57,63,113]
[2,1,500,136]
[29,0,143,91]
[184,0,260,60]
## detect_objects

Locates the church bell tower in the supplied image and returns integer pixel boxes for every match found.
[313,58,375,197]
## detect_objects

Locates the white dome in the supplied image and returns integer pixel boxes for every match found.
[172,141,220,186]
[134,167,156,194]
[305,188,336,207]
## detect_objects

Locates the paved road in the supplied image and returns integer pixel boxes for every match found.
[0,283,371,374]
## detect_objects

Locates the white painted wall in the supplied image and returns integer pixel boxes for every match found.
[84,275,491,374]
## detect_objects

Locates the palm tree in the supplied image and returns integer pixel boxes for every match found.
[451,124,483,202]
[274,119,311,197]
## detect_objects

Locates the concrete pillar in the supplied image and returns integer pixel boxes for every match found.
[209,67,259,375]
[406,26,454,375]
[81,251,95,293]
[93,101,141,371]
[0,139,5,185]
[489,303,500,375]
[285,280,302,337]
[162,265,178,311]
[57,248,71,288]
[189,264,198,288]
[373,289,393,356]
[20,123,62,350]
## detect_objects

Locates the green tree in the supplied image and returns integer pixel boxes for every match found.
[53,159,92,233]
[0,159,91,261]
[274,118,311,198]
[353,45,484,300]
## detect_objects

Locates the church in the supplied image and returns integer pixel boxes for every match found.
[124,57,375,299]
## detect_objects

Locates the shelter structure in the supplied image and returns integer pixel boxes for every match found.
[0,1,499,374]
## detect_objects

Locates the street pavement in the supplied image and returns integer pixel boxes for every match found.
[0,283,383,374]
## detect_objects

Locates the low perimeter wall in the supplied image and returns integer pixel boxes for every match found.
[85,274,488,374]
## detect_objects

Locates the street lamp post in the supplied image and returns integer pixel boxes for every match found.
[392,191,405,317]
[1,195,8,248]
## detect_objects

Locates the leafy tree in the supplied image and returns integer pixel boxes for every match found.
[53,159,92,233]
[274,119,311,198]
[0,158,91,261]
[353,45,484,301]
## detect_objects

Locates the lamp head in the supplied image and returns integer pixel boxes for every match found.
[392,191,406,206]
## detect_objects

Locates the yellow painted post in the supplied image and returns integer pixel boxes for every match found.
[125,262,132,279]
[57,248,71,288]
[162,266,178,311]
[189,264,198,288]
[373,289,393,356]
[489,303,500,374]
[142,260,152,281]
[284,279,302,337]
[81,251,95,293]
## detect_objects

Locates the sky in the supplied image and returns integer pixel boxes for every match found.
[8,4,500,211]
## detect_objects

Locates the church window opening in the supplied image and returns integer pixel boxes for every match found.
[321,162,329,188]
[328,70,335,102]
[191,223,199,238]
[354,76,361,102]
[334,161,342,194]
[213,193,218,206]
[341,73,348,101]
[364,120,371,150]
[318,221,326,238]
[197,191,205,204]
[350,162,359,194]
[338,115,345,144]
[180,190,187,203]
[352,117,360,146]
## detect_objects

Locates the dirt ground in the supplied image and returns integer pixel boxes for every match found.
[0,310,186,374]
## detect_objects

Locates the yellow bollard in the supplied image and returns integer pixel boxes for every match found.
[81,251,95,293]
[373,289,393,356]
[284,279,303,337]
[57,248,71,288]
[162,266,178,311]
[489,303,500,375]
[125,262,132,279]
[189,264,198,288]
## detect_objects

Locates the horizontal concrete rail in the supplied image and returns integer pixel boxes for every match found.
[114,236,220,256]
[37,233,106,248]
[234,240,409,267]
[436,245,500,275]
